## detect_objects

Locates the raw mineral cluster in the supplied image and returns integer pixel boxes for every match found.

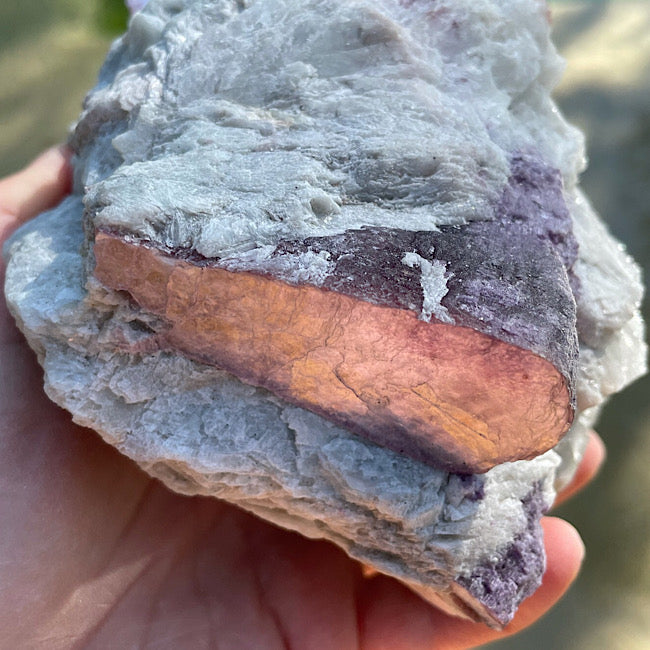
[4,0,646,627]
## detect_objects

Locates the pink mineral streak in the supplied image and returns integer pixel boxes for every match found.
[93,230,574,473]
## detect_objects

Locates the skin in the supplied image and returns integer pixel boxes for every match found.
[0,148,605,649]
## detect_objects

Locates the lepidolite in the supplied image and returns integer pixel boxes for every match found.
[4,0,646,627]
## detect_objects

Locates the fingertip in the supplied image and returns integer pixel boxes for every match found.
[584,429,607,469]
[0,145,73,225]
[35,144,72,165]
[542,516,585,580]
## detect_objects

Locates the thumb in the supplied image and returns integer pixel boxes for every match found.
[0,146,72,226]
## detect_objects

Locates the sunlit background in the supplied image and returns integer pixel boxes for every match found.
[1,1,648,648]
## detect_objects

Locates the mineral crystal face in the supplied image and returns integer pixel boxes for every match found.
[93,227,573,474]
[4,0,646,628]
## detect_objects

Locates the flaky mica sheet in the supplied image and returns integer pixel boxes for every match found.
[4,0,647,628]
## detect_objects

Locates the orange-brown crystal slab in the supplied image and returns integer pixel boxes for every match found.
[93,232,573,473]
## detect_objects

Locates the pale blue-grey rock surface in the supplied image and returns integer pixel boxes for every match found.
[4,0,646,627]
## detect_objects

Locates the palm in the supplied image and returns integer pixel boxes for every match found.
[0,150,599,649]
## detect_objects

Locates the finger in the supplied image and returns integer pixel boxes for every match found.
[0,146,73,340]
[357,517,584,650]
[0,146,72,225]
[554,431,606,507]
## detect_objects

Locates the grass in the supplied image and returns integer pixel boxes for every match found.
[0,0,128,176]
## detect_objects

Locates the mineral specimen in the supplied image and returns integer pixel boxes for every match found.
[4,0,646,628]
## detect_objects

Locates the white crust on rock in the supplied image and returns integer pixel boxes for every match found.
[76,0,582,265]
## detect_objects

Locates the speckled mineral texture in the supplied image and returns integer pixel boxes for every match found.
[4,0,647,628]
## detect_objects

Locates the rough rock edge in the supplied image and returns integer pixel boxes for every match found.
[4,194,642,627]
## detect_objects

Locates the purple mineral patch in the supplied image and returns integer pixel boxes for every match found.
[499,153,578,273]
[455,483,549,625]
[272,154,579,394]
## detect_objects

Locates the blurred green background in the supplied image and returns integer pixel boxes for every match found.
[0,1,648,648]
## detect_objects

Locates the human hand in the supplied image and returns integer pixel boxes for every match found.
[0,149,605,649]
